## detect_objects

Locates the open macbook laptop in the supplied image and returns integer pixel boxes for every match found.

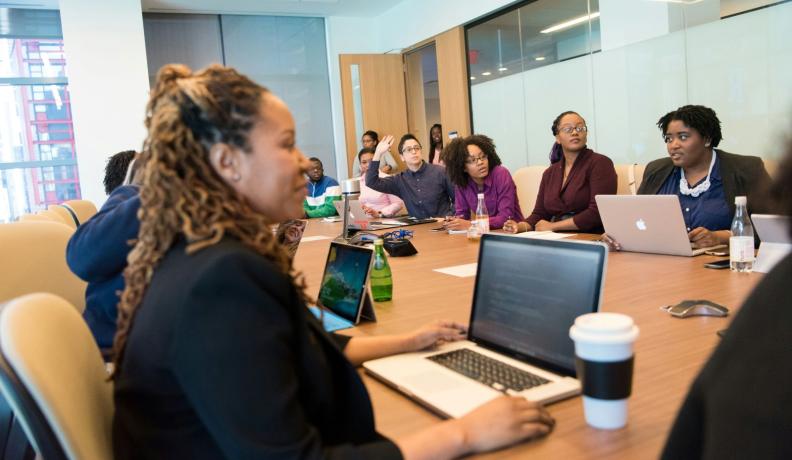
[363,234,607,419]
[752,214,792,273]
[309,242,376,332]
[596,195,726,256]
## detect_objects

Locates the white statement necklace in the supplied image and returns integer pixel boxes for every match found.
[679,150,716,198]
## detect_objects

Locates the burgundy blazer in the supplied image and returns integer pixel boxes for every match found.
[526,149,617,233]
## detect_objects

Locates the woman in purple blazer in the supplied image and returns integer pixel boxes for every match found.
[504,111,617,234]
[443,134,523,230]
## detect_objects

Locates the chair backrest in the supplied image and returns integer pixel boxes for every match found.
[512,165,546,217]
[0,293,113,460]
[614,163,645,195]
[45,206,77,229]
[0,222,86,312]
[61,200,98,225]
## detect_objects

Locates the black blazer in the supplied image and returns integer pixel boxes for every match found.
[637,149,772,217]
[113,237,402,460]
[661,254,792,459]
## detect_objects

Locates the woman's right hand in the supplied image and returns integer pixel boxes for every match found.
[456,396,554,453]
[503,219,528,234]
[600,233,622,251]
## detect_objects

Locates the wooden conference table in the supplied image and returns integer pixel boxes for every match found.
[293,220,762,459]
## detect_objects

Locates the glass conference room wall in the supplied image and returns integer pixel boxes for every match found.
[466,0,792,174]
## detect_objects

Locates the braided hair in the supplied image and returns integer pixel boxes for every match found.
[111,64,306,376]
[657,105,723,147]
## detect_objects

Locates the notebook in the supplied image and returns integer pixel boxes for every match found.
[309,242,376,331]
[363,234,608,418]
[596,194,725,256]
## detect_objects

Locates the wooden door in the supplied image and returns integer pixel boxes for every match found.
[339,54,409,177]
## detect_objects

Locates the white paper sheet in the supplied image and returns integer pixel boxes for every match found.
[300,235,333,242]
[433,262,478,278]
[512,231,575,240]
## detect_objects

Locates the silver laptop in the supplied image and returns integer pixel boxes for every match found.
[596,195,725,256]
[363,234,608,419]
[752,214,791,273]
[333,199,371,221]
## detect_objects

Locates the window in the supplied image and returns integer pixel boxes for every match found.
[0,9,80,223]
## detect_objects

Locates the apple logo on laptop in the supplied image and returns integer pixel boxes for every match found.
[635,219,647,231]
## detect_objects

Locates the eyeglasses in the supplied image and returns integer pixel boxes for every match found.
[559,126,588,134]
[402,145,422,154]
[465,155,487,165]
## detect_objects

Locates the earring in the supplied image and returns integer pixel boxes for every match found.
[232,174,241,182]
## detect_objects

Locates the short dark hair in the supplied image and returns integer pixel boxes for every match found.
[103,150,136,195]
[308,157,323,167]
[358,147,375,162]
[657,105,723,147]
[551,111,580,136]
[362,130,379,143]
[444,134,502,188]
[397,134,420,155]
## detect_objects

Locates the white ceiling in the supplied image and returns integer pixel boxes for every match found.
[0,0,405,16]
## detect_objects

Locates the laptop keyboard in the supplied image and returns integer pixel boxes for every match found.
[426,348,550,392]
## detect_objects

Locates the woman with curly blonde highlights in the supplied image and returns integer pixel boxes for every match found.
[113,64,553,460]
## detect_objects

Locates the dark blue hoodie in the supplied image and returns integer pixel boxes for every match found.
[66,185,140,349]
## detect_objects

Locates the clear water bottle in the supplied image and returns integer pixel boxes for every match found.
[729,196,754,272]
[475,192,489,235]
[370,238,393,301]
[467,210,481,241]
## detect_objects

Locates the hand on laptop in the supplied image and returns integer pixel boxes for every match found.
[407,320,468,351]
[600,233,622,251]
[456,396,555,453]
[689,227,729,248]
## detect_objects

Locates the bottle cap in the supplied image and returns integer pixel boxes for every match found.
[735,196,747,206]
[374,238,384,245]
[477,193,484,199]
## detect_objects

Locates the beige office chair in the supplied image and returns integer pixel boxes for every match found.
[62,200,98,225]
[0,222,86,313]
[615,163,645,195]
[512,165,546,217]
[46,205,77,229]
[0,293,113,460]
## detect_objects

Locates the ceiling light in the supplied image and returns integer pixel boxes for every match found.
[535,56,546,61]
[498,67,508,72]
[541,12,600,34]
[481,71,492,76]
[470,76,476,80]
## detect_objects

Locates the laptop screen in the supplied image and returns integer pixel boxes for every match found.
[469,235,606,375]
[317,242,373,323]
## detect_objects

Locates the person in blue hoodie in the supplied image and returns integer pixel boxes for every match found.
[67,183,140,356]
[303,157,341,218]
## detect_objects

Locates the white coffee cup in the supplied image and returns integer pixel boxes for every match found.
[569,312,639,430]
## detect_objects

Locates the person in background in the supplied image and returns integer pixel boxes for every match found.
[357,147,405,217]
[103,150,137,195]
[303,157,341,218]
[504,111,617,234]
[68,152,143,354]
[428,123,445,166]
[661,135,792,459]
[365,134,454,219]
[112,63,554,459]
[363,129,399,174]
[443,135,523,230]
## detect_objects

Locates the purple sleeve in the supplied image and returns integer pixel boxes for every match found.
[488,167,523,229]
[572,155,617,232]
[455,186,471,219]
[526,170,551,228]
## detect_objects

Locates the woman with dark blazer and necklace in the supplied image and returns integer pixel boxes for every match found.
[111,64,554,460]
[605,105,772,251]
[504,111,617,234]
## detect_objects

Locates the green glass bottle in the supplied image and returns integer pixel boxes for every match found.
[370,238,393,302]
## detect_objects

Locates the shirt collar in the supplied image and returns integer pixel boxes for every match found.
[405,161,427,177]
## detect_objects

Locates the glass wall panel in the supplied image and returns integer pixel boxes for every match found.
[467,0,792,172]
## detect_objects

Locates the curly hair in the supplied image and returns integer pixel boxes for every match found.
[111,64,306,377]
[103,150,136,194]
[657,105,723,147]
[443,134,502,188]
